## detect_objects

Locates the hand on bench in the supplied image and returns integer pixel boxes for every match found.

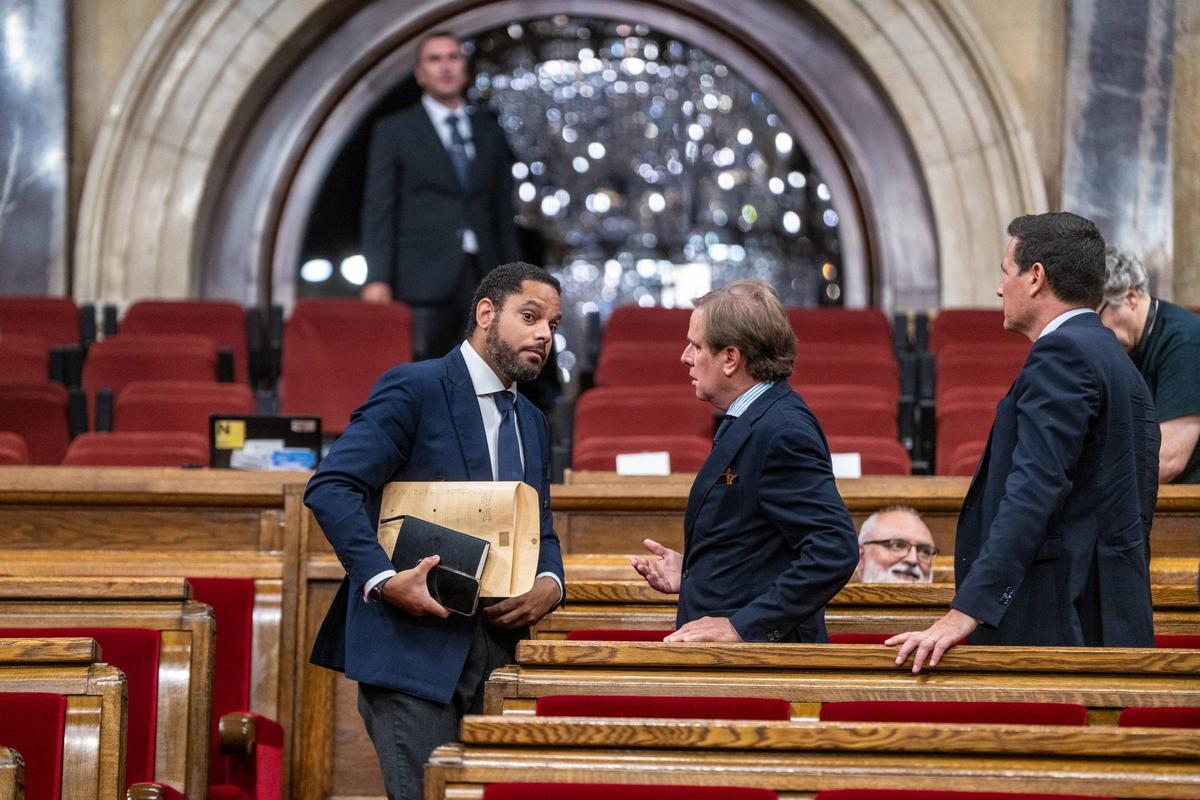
[887,608,978,673]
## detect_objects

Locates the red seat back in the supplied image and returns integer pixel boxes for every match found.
[574,387,714,441]
[121,300,250,382]
[929,309,1020,353]
[827,436,911,475]
[280,299,412,435]
[0,627,160,787]
[594,341,685,387]
[793,347,899,393]
[572,434,712,472]
[0,692,67,800]
[796,385,898,439]
[114,380,255,436]
[0,432,29,465]
[0,334,49,384]
[1156,634,1200,648]
[536,694,790,721]
[819,700,1087,726]
[485,785,777,800]
[828,632,893,644]
[602,307,692,345]
[82,334,218,411]
[788,308,892,348]
[0,383,69,464]
[62,431,209,467]
[0,296,80,348]
[936,400,997,475]
[566,629,673,642]
[948,440,986,477]
[816,792,1114,800]
[1118,706,1200,728]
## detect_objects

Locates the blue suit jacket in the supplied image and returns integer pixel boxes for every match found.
[305,348,563,702]
[677,381,859,642]
[952,313,1160,646]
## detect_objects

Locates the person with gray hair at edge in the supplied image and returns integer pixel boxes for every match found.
[1097,247,1200,484]
[855,506,937,584]
[630,279,859,643]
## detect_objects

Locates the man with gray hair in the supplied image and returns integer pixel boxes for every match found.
[855,507,937,584]
[1098,248,1200,484]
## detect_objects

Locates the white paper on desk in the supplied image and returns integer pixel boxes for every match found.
[228,439,285,471]
[615,451,672,476]
[830,452,862,479]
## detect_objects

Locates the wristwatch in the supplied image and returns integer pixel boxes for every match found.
[368,576,392,603]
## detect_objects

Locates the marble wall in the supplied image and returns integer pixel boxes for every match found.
[1174,0,1200,306]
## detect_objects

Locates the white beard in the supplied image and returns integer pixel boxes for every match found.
[860,560,930,584]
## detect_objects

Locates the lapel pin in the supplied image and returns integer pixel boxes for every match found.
[722,468,738,485]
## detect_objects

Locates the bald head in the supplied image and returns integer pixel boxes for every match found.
[856,507,936,584]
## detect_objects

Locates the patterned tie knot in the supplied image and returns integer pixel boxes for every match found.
[493,390,515,413]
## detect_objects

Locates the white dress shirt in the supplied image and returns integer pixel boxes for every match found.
[1039,308,1094,339]
[420,94,478,254]
[364,341,563,602]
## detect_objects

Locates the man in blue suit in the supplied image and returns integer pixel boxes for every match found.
[306,262,565,800]
[890,212,1160,672]
[631,280,859,643]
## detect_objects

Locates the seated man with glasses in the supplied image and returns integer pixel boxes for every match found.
[854,506,937,584]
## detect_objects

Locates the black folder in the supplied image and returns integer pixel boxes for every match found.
[384,515,490,616]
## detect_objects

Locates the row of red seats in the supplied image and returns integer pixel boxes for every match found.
[0,578,279,800]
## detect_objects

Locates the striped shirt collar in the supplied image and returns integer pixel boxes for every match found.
[725,381,774,418]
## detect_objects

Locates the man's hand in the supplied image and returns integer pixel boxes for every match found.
[483,575,561,629]
[361,281,392,304]
[379,555,450,618]
[629,538,683,594]
[885,608,978,673]
[664,616,742,642]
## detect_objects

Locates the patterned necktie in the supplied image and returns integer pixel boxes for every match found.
[492,391,523,481]
[714,414,736,442]
[444,113,471,187]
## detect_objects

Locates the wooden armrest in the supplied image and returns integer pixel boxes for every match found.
[219,711,283,757]
[127,782,186,799]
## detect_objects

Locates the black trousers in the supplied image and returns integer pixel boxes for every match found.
[408,254,482,362]
[356,614,522,800]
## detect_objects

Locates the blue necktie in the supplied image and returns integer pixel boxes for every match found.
[714,414,736,442]
[492,391,523,481]
[445,114,471,188]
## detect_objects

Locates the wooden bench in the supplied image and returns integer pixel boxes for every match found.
[425,715,1200,799]
[0,577,213,798]
[0,637,125,800]
[0,466,305,797]
[484,641,1200,725]
[535,581,1200,638]
[0,747,20,800]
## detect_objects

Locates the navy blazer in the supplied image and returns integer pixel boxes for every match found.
[678,381,859,642]
[361,103,520,304]
[952,313,1160,646]
[305,348,563,702]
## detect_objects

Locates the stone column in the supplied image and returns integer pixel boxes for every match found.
[1174,0,1200,305]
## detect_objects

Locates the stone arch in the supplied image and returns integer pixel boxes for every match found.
[75,0,1044,310]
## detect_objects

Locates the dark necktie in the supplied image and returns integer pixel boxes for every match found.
[444,113,471,187]
[714,414,736,442]
[492,391,523,481]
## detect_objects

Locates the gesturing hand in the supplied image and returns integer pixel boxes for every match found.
[885,608,978,673]
[379,555,451,618]
[629,538,683,594]
[483,575,562,629]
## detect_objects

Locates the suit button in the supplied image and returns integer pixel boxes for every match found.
[681,569,689,579]
[997,586,1015,606]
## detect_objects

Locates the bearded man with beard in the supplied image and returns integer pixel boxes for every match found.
[306,262,565,800]
[854,507,937,584]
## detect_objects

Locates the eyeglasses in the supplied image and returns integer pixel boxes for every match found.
[862,539,938,561]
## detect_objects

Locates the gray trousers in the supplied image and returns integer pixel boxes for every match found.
[357,615,521,800]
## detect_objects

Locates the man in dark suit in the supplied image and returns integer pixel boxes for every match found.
[890,212,1160,672]
[630,280,859,642]
[360,31,520,361]
[306,262,565,800]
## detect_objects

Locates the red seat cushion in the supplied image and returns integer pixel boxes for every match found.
[120,300,250,383]
[115,380,255,436]
[0,627,160,786]
[0,383,69,464]
[826,436,911,475]
[819,701,1087,726]
[0,431,29,465]
[485,784,777,800]
[816,793,1112,800]
[61,431,210,467]
[566,629,673,642]
[0,692,67,800]
[572,435,712,472]
[536,694,790,721]
[828,633,892,644]
[1156,634,1200,648]
[0,296,80,348]
[1118,706,1200,728]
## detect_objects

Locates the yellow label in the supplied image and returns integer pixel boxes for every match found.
[214,419,246,450]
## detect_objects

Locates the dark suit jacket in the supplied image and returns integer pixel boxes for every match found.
[361,102,520,304]
[952,313,1160,646]
[678,381,859,642]
[305,348,564,703]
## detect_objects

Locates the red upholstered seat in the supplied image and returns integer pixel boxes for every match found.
[189,578,283,800]
[948,440,986,477]
[1156,634,1200,648]
[572,435,712,472]
[792,347,900,394]
[795,385,898,439]
[787,308,892,348]
[566,629,673,642]
[83,334,219,426]
[279,298,412,436]
[0,692,67,800]
[0,334,49,384]
[928,309,1019,353]
[0,432,29,465]
[1118,706,1200,728]
[828,633,892,644]
[602,306,693,345]
[935,399,998,476]
[536,694,790,721]
[120,300,251,383]
[816,793,1113,800]
[818,701,1087,726]
[114,380,255,437]
[484,784,777,800]
[0,627,161,788]
[0,383,70,464]
[594,341,686,387]
[0,296,81,348]
[826,436,911,475]
[575,386,715,441]
[62,431,209,467]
